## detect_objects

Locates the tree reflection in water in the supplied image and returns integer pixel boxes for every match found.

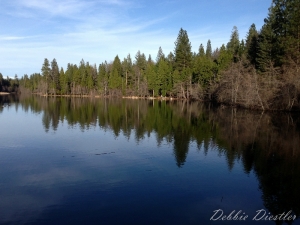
[5,95,300,224]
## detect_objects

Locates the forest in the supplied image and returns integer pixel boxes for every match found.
[3,0,299,111]
[0,73,19,93]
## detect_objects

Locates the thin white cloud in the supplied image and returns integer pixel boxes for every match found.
[18,0,91,16]
[0,36,26,41]
[98,0,133,7]
[0,35,41,41]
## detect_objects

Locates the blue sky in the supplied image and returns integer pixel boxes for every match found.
[0,0,271,77]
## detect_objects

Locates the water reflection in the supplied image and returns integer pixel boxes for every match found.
[1,95,300,224]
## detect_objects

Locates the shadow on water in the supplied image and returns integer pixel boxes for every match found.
[2,95,300,224]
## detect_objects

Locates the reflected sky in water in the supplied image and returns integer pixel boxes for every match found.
[0,96,299,225]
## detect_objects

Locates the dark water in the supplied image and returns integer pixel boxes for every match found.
[0,95,299,225]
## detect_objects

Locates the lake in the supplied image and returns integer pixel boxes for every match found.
[0,95,299,225]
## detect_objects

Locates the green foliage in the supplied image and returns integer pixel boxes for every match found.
[193,55,214,86]
[41,58,51,94]
[246,23,259,66]
[109,68,122,90]
[145,62,157,96]
[156,46,165,62]
[98,62,108,94]
[135,50,147,94]
[206,40,212,58]
[122,54,133,90]
[227,26,240,61]
[215,45,233,73]
[157,59,172,96]
[174,28,193,74]
[59,67,68,95]
[0,73,20,93]
[198,44,205,57]
[50,58,60,94]
[112,55,122,77]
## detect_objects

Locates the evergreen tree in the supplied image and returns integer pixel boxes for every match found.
[86,63,94,93]
[198,44,205,57]
[157,59,172,96]
[215,44,233,72]
[227,26,240,61]
[206,40,212,58]
[275,0,300,68]
[270,0,285,67]
[257,0,299,73]
[166,52,175,68]
[156,46,165,62]
[148,54,153,64]
[92,64,98,89]
[109,56,122,92]
[256,11,277,73]
[112,55,122,77]
[174,28,193,98]
[145,62,157,97]
[59,67,68,95]
[245,23,259,66]
[135,50,147,94]
[109,68,122,90]
[239,39,246,57]
[174,28,193,73]
[41,58,51,94]
[122,54,133,91]
[50,58,60,94]
[193,54,214,86]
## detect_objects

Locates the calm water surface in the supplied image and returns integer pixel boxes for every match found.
[0,95,299,225]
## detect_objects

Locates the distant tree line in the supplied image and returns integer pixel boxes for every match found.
[17,0,300,110]
[0,73,19,93]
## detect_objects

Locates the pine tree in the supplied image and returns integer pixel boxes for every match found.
[227,26,240,61]
[122,54,133,91]
[59,67,68,95]
[157,59,172,96]
[156,46,165,62]
[112,55,122,77]
[215,44,233,72]
[41,58,51,94]
[193,55,214,86]
[246,23,259,66]
[145,62,157,97]
[108,55,122,92]
[50,58,60,94]
[198,44,205,57]
[256,8,277,73]
[91,64,98,89]
[109,68,122,90]
[206,40,212,58]
[174,28,193,73]
[135,51,147,95]
[98,62,108,95]
[166,52,175,69]
[174,28,193,98]
[276,0,300,69]
[86,63,94,93]
[148,54,153,64]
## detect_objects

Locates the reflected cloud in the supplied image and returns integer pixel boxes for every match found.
[1,96,300,224]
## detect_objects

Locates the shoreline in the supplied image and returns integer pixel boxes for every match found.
[34,93,177,100]
[19,93,300,112]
